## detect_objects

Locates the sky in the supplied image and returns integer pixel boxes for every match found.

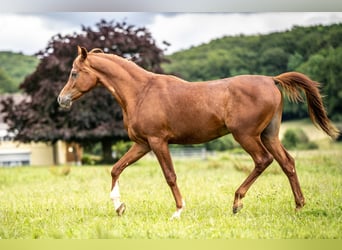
[1,12,342,55]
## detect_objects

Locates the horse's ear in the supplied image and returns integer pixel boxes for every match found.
[77,46,88,61]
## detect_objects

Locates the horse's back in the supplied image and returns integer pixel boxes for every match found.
[223,75,282,134]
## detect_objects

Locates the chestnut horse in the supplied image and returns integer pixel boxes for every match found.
[58,46,339,219]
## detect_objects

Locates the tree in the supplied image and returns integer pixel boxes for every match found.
[1,20,169,163]
[258,47,289,75]
[298,46,342,121]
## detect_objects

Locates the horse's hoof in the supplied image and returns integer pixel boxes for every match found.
[170,212,181,220]
[295,200,305,212]
[295,205,304,212]
[116,203,126,216]
[233,204,243,214]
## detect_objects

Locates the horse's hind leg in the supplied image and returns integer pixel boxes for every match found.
[261,124,305,210]
[232,133,274,213]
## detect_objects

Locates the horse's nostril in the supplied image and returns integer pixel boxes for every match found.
[57,95,72,109]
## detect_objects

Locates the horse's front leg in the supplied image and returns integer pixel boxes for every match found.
[148,137,185,219]
[110,143,150,216]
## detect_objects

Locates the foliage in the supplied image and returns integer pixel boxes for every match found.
[205,134,236,151]
[0,51,39,93]
[0,147,341,238]
[112,140,133,161]
[298,46,342,121]
[81,153,100,165]
[0,68,16,93]
[281,128,318,150]
[163,23,342,121]
[1,20,168,163]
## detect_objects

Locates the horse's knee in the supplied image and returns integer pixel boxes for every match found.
[111,167,120,180]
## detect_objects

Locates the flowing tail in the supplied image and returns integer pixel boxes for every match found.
[273,72,340,139]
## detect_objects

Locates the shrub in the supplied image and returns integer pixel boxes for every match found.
[282,129,298,149]
[81,154,100,165]
[112,140,133,160]
[282,128,318,150]
[205,135,235,151]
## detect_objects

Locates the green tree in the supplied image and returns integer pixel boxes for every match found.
[258,47,289,75]
[298,46,342,121]
[287,52,304,71]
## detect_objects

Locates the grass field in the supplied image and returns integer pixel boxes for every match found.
[0,143,341,239]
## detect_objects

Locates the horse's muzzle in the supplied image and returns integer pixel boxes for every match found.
[57,94,72,110]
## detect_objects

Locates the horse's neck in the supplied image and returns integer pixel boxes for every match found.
[92,54,152,110]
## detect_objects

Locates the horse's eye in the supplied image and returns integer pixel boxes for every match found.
[71,72,78,79]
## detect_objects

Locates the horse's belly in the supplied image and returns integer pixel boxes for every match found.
[168,119,229,144]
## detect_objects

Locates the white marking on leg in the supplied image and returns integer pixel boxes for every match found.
[171,199,186,220]
[110,181,122,211]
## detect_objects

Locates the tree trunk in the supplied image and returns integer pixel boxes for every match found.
[101,138,114,164]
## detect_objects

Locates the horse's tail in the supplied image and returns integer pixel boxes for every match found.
[273,72,340,140]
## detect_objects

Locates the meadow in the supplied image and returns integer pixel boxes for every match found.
[0,143,341,239]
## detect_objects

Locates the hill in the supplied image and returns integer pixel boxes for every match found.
[0,51,39,93]
[163,23,342,122]
[1,24,341,121]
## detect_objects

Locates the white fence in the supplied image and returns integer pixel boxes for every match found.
[169,147,213,159]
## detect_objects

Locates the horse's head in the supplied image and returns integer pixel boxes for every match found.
[57,46,99,109]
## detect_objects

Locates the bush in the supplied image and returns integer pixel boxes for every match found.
[282,128,318,150]
[81,154,100,165]
[112,140,133,160]
[205,135,235,151]
[282,129,297,149]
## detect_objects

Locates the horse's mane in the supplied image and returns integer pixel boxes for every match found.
[89,48,104,54]
[85,48,152,76]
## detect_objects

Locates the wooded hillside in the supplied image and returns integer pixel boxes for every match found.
[163,24,342,121]
[0,51,39,93]
[1,23,341,121]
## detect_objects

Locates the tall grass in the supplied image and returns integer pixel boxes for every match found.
[0,145,341,239]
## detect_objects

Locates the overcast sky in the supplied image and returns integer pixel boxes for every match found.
[1,12,342,55]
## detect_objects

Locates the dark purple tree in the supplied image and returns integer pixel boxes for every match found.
[1,20,169,163]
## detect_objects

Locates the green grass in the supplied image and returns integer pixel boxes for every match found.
[0,145,341,239]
